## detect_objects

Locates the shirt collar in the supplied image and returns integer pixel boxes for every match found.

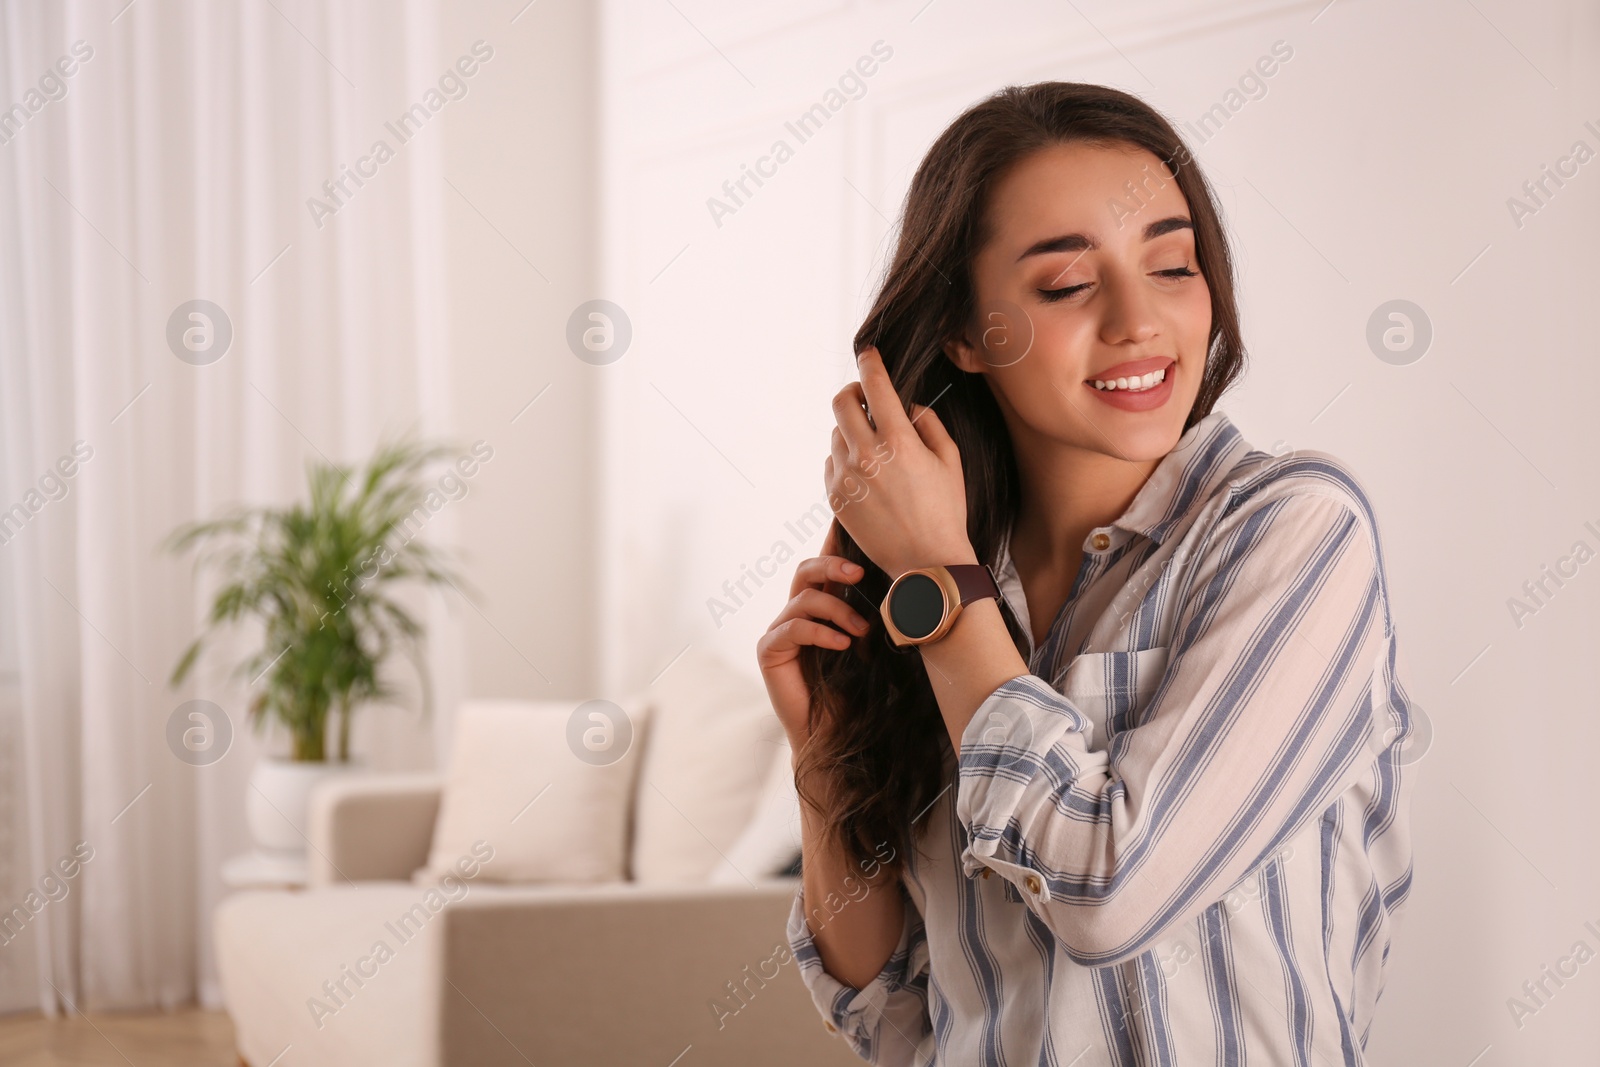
[1104,408,1250,545]
[992,408,1250,569]
[988,410,1251,656]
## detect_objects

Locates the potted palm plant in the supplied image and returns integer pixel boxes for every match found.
[167,436,470,875]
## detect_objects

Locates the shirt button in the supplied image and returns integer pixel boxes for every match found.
[1091,532,1111,551]
[1024,873,1042,895]
[981,867,992,879]
[824,1020,838,1033]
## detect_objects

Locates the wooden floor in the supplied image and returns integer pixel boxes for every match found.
[0,1008,238,1066]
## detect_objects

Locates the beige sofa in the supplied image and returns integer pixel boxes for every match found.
[216,772,862,1067]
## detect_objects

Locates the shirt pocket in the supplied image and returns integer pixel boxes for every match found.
[1053,645,1171,748]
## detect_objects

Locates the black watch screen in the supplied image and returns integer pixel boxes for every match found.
[887,572,947,641]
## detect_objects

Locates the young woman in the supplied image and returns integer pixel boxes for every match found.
[756,82,1416,1066]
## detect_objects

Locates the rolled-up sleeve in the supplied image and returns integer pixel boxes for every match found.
[785,880,932,1066]
[957,485,1390,967]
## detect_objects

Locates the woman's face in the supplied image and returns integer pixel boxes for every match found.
[947,141,1211,464]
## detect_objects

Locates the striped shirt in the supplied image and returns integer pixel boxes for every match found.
[787,409,1417,1066]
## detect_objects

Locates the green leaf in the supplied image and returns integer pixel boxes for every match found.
[163,433,473,760]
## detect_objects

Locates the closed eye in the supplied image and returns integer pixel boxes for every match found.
[1038,266,1199,304]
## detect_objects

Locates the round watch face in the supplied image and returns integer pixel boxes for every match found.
[888,572,947,641]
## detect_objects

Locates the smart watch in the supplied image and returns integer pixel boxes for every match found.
[881,564,1002,647]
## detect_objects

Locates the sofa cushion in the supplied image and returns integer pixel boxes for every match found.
[216,878,863,1067]
[420,697,648,885]
[216,884,444,1067]
[631,646,784,883]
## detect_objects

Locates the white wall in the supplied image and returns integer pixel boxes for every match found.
[440,0,600,708]
[598,0,1600,1061]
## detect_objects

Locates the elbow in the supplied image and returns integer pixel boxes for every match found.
[1039,898,1164,968]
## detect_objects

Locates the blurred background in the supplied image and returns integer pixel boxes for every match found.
[0,0,1597,1064]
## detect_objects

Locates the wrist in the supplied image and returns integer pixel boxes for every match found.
[887,543,980,578]
[881,558,999,649]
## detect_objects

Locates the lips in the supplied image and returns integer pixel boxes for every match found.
[1085,356,1176,383]
[1082,358,1176,411]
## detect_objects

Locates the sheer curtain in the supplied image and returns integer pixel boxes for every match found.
[0,0,457,1013]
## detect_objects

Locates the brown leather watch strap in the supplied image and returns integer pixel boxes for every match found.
[946,563,1000,607]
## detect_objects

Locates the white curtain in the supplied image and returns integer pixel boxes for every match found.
[0,0,456,1013]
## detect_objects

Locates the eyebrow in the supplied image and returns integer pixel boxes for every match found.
[1016,215,1194,261]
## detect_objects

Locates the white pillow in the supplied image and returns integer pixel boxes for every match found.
[707,738,803,884]
[631,646,784,883]
[419,696,648,884]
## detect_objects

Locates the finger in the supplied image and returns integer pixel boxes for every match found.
[789,551,864,598]
[908,402,960,465]
[855,346,912,437]
[816,521,855,604]
[829,425,850,473]
[763,616,853,655]
[831,382,875,451]
[772,588,872,634]
[820,519,841,558]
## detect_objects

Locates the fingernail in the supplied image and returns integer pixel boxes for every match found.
[844,562,863,575]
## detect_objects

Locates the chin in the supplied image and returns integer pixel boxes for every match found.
[1101,419,1186,463]
[1073,393,1194,460]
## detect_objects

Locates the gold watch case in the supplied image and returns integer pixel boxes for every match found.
[880,565,966,648]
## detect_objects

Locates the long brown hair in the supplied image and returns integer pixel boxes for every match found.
[795,82,1249,880]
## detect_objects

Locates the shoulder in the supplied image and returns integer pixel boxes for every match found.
[1151,414,1400,636]
[1189,444,1391,595]
[1218,446,1383,538]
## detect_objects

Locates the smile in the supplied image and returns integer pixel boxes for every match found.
[1090,366,1167,392]
[1082,358,1177,411]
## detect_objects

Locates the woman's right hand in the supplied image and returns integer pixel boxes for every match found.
[756,522,874,748]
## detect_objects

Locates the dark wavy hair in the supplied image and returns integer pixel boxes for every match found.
[794,82,1249,880]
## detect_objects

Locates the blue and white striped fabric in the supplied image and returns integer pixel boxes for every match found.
[787,409,1417,1066]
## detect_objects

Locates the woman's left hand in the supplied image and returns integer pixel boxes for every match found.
[826,346,978,578]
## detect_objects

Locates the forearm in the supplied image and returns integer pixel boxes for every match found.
[794,749,906,990]
[915,596,1030,755]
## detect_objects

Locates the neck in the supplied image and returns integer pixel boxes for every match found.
[1007,425,1159,573]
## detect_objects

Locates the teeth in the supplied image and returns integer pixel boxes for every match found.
[1093,366,1167,391]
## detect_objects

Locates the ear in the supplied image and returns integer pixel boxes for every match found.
[943,328,985,375]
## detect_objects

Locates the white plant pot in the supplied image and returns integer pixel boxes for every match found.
[245,757,358,857]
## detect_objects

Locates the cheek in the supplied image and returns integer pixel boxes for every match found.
[985,316,1092,419]
[1176,280,1213,347]
[986,314,1084,400]
[1008,311,1093,375]
[1172,287,1211,403]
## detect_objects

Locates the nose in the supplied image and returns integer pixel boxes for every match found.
[1096,267,1160,347]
